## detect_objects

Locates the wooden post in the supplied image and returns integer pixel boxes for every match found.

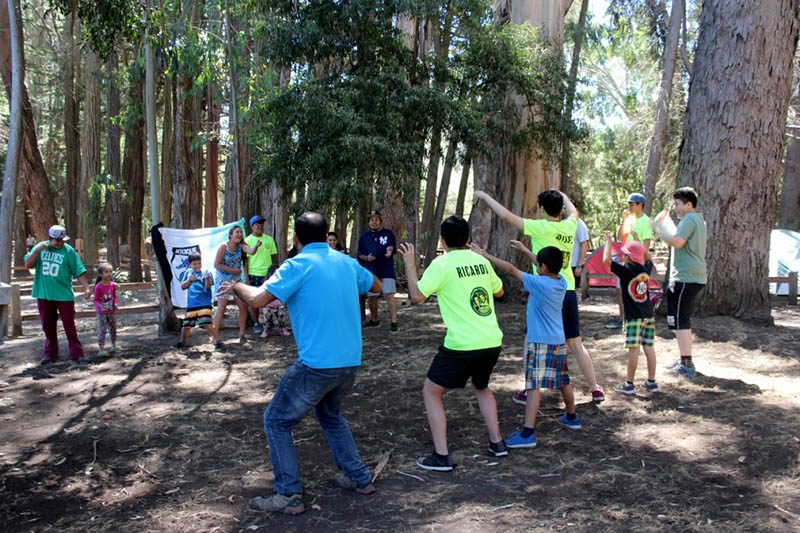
[11,283,20,336]
[789,271,798,306]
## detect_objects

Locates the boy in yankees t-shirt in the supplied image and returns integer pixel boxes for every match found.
[474,189,606,404]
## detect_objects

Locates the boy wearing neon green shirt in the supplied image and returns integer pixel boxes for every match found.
[474,189,605,404]
[399,216,506,472]
[245,215,279,334]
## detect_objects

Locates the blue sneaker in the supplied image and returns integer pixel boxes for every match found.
[253,323,264,335]
[505,431,537,448]
[668,364,696,378]
[557,414,581,430]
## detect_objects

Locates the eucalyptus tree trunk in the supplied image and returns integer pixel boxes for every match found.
[425,138,458,265]
[779,82,800,230]
[454,152,471,218]
[559,0,588,196]
[0,0,23,285]
[677,0,800,322]
[205,82,220,227]
[79,49,102,266]
[105,50,122,268]
[123,53,146,282]
[62,3,80,235]
[161,76,174,226]
[643,0,682,212]
[223,0,241,222]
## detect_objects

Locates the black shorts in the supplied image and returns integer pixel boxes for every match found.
[249,275,267,288]
[427,345,501,390]
[667,282,704,330]
[561,290,580,340]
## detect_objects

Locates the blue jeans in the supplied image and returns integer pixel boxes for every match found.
[264,362,371,495]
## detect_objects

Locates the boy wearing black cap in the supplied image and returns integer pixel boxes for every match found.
[357,210,399,331]
[245,215,279,334]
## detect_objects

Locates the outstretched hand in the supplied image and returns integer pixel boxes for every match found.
[468,243,487,257]
[397,242,415,261]
[509,239,530,254]
[473,190,488,204]
[215,281,235,298]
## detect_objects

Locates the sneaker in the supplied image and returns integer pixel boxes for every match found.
[334,473,377,495]
[668,364,696,378]
[70,357,89,365]
[640,380,661,393]
[109,346,119,354]
[214,340,226,351]
[506,431,537,449]
[613,382,636,396]
[605,318,623,330]
[39,356,58,366]
[97,349,110,358]
[488,440,508,457]
[261,328,269,338]
[239,336,247,345]
[253,324,264,335]
[364,320,380,328]
[249,493,305,515]
[175,341,186,349]
[416,452,454,472]
[512,390,527,406]
[280,328,291,337]
[557,414,582,430]
[390,322,398,332]
[591,385,606,404]
[665,359,683,371]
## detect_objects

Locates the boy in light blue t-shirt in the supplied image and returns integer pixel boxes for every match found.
[471,244,581,449]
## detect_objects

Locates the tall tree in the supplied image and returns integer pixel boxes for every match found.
[779,80,800,230]
[105,49,122,267]
[677,0,800,321]
[79,49,102,266]
[123,51,146,282]
[642,0,683,212]
[559,0,588,196]
[62,1,80,235]
[0,0,23,285]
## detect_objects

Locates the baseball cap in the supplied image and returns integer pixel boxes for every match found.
[621,240,646,266]
[249,215,266,226]
[627,193,647,205]
[368,209,382,221]
[48,225,70,241]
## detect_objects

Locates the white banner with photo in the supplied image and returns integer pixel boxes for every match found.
[158,219,245,308]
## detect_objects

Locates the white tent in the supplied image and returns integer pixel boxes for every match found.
[769,229,800,295]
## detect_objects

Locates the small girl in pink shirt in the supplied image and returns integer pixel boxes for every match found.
[94,263,118,356]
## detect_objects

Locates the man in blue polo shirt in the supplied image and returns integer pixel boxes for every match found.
[217,212,381,515]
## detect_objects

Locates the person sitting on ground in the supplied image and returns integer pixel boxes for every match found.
[93,263,118,357]
[218,212,381,515]
[245,215,279,336]
[24,225,92,365]
[473,244,581,448]
[327,231,346,252]
[474,189,606,404]
[259,298,290,338]
[602,232,660,395]
[357,210,399,331]
[212,225,258,344]
[653,186,707,379]
[398,216,507,472]
[607,193,654,329]
[177,253,224,350]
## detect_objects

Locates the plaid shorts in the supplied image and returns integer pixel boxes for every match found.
[624,318,655,348]
[525,343,570,390]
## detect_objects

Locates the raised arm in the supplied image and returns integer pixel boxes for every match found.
[24,242,47,269]
[474,191,524,230]
[469,244,523,283]
[220,280,276,309]
[560,191,578,218]
[602,231,613,266]
[397,243,426,304]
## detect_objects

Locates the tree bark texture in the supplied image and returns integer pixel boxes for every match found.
[425,138,457,265]
[123,58,145,282]
[468,0,565,282]
[454,153,471,218]
[676,0,800,321]
[559,0,588,196]
[779,82,800,230]
[62,4,80,235]
[79,49,102,266]
[173,74,203,228]
[0,0,23,284]
[421,129,441,246]
[205,82,219,227]
[643,0,682,213]
[106,50,122,268]
[0,0,56,241]
[161,76,175,226]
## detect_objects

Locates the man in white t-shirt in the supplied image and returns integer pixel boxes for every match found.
[571,218,590,290]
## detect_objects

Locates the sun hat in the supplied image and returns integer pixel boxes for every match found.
[621,240,646,265]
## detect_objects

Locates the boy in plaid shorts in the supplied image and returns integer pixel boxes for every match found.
[602,232,659,394]
[472,244,580,448]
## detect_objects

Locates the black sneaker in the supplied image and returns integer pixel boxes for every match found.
[416,452,454,472]
[488,440,508,457]
[364,320,380,328]
[390,322,398,332]
[175,342,186,349]
[214,340,226,351]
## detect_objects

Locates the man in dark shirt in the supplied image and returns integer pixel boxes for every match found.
[357,210,399,331]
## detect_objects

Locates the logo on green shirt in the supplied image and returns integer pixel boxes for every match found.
[470,287,492,317]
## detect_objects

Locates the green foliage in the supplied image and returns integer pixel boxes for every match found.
[51,0,141,57]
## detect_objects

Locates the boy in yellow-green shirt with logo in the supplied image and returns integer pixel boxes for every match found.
[474,189,606,404]
[398,216,506,472]
[245,215,280,335]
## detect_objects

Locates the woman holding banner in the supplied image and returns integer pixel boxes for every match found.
[213,226,260,343]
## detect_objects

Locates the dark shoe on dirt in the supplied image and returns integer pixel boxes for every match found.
[70,357,89,365]
[488,440,508,457]
[390,322,398,332]
[334,473,377,495]
[591,385,606,404]
[175,342,186,349]
[214,340,226,351]
[512,390,527,406]
[249,493,305,515]
[364,320,380,328]
[39,356,58,366]
[416,452,453,472]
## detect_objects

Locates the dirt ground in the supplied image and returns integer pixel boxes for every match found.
[1,292,799,532]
